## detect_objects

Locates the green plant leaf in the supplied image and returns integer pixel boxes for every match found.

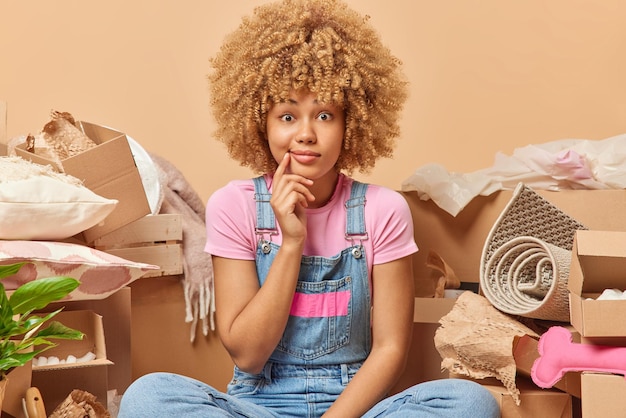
[0,356,26,371]
[9,277,80,314]
[0,346,54,372]
[0,263,26,280]
[0,282,13,331]
[0,264,83,377]
[19,309,61,329]
[36,321,84,340]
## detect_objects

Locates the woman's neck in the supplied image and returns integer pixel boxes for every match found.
[307,170,340,209]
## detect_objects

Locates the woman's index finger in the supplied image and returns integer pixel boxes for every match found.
[274,151,290,181]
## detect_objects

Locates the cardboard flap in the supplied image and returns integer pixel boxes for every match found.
[569,230,626,294]
[62,133,134,188]
[77,120,122,143]
[513,333,582,398]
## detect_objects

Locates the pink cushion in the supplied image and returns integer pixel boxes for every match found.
[0,240,158,300]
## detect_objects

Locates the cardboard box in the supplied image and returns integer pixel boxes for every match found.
[44,288,132,398]
[569,230,626,337]
[2,360,32,418]
[33,364,109,416]
[14,121,150,242]
[130,277,234,393]
[93,214,183,278]
[413,296,457,323]
[390,297,459,394]
[581,373,626,418]
[32,310,111,371]
[484,377,573,418]
[31,310,112,415]
[401,189,626,297]
[514,334,582,398]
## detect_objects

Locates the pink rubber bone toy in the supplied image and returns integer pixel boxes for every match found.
[531,326,626,388]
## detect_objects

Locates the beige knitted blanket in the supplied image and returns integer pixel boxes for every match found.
[150,153,215,342]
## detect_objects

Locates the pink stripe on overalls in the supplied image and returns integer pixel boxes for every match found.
[290,290,351,317]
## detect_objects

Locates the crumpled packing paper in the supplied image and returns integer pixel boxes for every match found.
[425,250,461,298]
[402,134,626,216]
[434,291,539,405]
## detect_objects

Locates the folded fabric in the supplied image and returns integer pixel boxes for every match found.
[149,153,215,342]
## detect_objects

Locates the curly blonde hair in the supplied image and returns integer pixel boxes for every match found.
[208,0,408,174]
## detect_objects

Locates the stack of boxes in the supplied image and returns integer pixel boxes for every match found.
[568,230,626,417]
[398,188,626,418]
[2,119,184,416]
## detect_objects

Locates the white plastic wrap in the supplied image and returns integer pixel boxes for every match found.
[402,134,626,216]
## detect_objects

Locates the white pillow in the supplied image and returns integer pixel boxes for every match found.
[0,156,118,240]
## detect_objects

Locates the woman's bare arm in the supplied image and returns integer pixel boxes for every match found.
[212,238,305,373]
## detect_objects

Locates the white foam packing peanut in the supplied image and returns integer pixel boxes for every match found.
[594,288,626,300]
[33,351,96,367]
[77,352,97,362]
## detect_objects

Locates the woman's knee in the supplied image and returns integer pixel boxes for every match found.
[447,379,500,418]
[120,372,216,418]
[124,372,173,396]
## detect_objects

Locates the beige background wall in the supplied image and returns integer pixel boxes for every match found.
[2,0,625,203]
[2,0,626,394]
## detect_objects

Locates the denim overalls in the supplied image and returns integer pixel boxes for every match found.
[117,176,502,418]
[226,176,372,416]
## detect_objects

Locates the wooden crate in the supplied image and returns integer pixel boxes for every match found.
[93,213,183,278]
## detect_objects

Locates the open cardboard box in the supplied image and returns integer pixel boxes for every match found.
[31,310,112,415]
[568,230,626,337]
[14,121,150,243]
[32,310,111,371]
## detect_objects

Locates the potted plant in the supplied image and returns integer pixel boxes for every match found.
[0,262,84,409]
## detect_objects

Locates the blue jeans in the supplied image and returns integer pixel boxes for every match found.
[118,370,500,417]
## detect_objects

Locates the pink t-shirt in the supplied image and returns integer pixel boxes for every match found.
[204,174,418,278]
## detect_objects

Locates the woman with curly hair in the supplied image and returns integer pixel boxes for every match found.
[119,1,499,417]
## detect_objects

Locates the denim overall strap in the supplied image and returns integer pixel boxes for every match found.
[253,176,276,233]
[253,176,277,256]
[345,181,368,243]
